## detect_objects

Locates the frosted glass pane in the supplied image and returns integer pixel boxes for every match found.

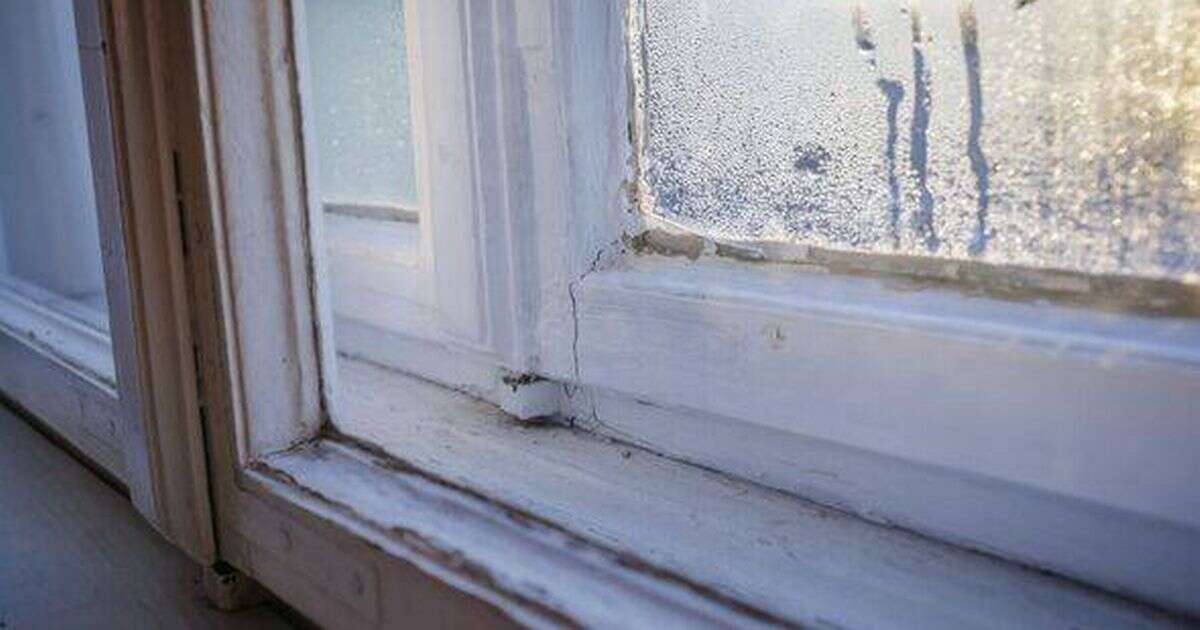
[304,0,418,210]
[638,0,1200,281]
[0,0,109,329]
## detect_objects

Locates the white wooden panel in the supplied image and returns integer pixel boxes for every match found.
[200,0,325,456]
[560,256,1200,614]
[0,331,123,481]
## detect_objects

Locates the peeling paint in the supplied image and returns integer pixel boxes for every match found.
[500,371,544,393]
[263,434,799,628]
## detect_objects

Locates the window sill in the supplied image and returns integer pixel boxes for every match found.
[544,253,1200,614]
[0,275,114,386]
[0,280,123,480]
[241,356,1187,628]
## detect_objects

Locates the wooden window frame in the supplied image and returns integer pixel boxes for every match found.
[151,0,1200,625]
[0,0,129,481]
[0,0,214,564]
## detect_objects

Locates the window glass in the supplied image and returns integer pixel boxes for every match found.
[0,0,110,330]
[636,0,1199,281]
[298,0,435,410]
[304,0,418,218]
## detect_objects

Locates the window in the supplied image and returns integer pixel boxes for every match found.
[288,0,1200,613]
[304,0,419,215]
[298,0,435,350]
[299,0,438,359]
[0,0,212,549]
[635,0,1199,284]
[187,0,1200,625]
[0,0,122,429]
[0,0,112,338]
[294,0,553,422]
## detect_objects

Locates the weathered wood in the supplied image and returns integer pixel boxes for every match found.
[184,2,530,628]
[102,0,216,562]
[173,0,1200,625]
[329,356,1192,629]
[0,333,123,482]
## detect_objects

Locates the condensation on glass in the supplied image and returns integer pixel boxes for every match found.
[634,0,1200,282]
[0,0,110,330]
[303,0,419,219]
[298,0,433,394]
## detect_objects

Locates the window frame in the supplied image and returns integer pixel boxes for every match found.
[0,0,129,478]
[531,0,1200,613]
[291,0,559,421]
[179,0,1200,624]
[0,0,216,563]
[185,3,760,626]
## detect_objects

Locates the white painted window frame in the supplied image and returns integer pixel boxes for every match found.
[289,0,558,422]
[180,0,1199,624]
[0,0,127,479]
[0,0,215,563]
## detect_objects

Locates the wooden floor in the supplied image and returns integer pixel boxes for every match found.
[0,405,293,629]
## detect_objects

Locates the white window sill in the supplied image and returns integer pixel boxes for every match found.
[243,355,1187,628]
[0,275,114,388]
[0,278,123,481]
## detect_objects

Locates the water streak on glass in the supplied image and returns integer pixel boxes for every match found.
[636,0,1200,281]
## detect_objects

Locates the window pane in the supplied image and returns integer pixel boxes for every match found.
[0,0,110,330]
[636,0,1199,281]
[304,0,418,215]
[298,0,434,396]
